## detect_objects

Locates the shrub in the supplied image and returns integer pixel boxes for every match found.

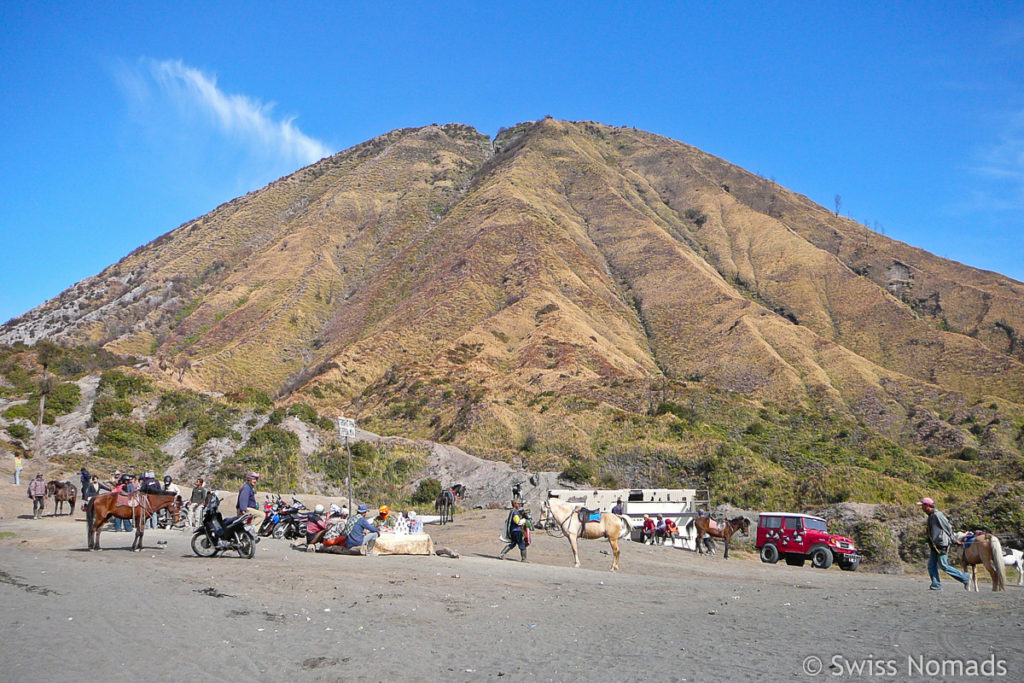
[653,400,696,424]
[98,370,152,398]
[411,478,442,505]
[5,424,29,441]
[561,459,595,484]
[91,395,133,423]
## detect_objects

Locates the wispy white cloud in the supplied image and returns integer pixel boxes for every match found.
[117,58,330,170]
[961,108,1024,213]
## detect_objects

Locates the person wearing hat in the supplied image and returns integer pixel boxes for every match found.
[373,504,392,529]
[27,473,47,519]
[498,499,531,562]
[917,497,970,591]
[305,503,330,550]
[236,472,265,532]
[344,504,379,555]
[407,510,423,534]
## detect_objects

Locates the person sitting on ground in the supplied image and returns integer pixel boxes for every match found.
[373,504,394,529]
[306,504,330,550]
[345,504,379,554]
[642,514,655,544]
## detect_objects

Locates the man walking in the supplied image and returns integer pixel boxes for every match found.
[917,497,970,591]
[27,473,47,519]
[498,499,531,562]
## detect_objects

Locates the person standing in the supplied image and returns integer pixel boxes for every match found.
[82,474,110,500]
[236,472,265,532]
[14,453,23,486]
[27,473,47,518]
[917,497,970,591]
[498,499,531,562]
[345,504,379,554]
[188,477,208,527]
[611,497,624,515]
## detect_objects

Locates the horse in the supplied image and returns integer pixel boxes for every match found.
[46,480,77,516]
[434,484,465,526]
[538,499,631,572]
[1002,547,1024,586]
[86,491,182,552]
[685,515,750,559]
[954,532,1007,591]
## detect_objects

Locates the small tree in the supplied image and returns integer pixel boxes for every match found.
[834,194,842,217]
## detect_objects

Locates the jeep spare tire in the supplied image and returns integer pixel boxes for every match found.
[760,543,779,564]
[810,546,833,569]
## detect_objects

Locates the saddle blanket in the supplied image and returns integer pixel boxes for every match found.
[115,493,142,508]
[578,508,602,523]
[706,519,719,532]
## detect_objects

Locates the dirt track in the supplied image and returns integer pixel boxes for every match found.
[1,483,1022,682]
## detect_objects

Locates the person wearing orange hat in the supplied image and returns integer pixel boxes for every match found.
[373,504,392,529]
[917,497,970,591]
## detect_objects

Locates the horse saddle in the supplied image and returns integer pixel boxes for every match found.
[578,508,602,524]
[116,492,142,508]
[706,518,720,532]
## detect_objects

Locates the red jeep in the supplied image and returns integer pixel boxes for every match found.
[756,513,861,571]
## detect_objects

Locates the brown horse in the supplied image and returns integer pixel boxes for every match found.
[46,480,77,516]
[685,515,750,559]
[539,499,631,572]
[86,492,181,552]
[954,532,1007,592]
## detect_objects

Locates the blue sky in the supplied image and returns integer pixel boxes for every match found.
[2,2,1022,325]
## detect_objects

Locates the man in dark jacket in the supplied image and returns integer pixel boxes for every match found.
[918,496,970,591]
[236,472,264,531]
[82,475,110,500]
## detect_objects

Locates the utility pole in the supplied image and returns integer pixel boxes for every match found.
[337,417,356,509]
[34,361,49,462]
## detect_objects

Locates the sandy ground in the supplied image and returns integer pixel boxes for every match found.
[1,482,1022,682]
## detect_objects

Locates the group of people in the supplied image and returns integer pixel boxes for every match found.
[235,471,422,555]
[640,512,680,546]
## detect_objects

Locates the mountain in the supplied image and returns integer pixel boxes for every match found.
[3,119,1023,507]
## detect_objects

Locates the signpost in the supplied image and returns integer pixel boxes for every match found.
[337,417,356,511]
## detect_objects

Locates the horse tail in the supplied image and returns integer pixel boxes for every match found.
[990,535,1007,590]
[617,515,632,539]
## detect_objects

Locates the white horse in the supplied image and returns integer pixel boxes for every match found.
[539,499,631,571]
[1002,547,1024,586]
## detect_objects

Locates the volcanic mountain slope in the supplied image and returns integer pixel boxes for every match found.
[3,119,1023,504]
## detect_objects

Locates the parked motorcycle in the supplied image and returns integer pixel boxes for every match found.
[191,495,256,559]
[258,496,288,537]
[271,497,308,540]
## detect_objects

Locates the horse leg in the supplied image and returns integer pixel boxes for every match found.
[609,535,619,572]
[723,532,730,559]
[569,532,581,568]
[132,510,143,551]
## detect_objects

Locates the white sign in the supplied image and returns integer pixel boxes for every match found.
[337,417,356,438]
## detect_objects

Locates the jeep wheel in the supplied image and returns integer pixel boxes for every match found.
[785,556,805,567]
[840,556,860,571]
[810,546,833,569]
[759,543,779,564]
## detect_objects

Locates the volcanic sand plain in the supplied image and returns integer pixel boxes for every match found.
[1,483,1022,682]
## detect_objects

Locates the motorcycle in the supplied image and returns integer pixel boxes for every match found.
[257,496,287,537]
[271,497,309,540]
[190,496,257,559]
